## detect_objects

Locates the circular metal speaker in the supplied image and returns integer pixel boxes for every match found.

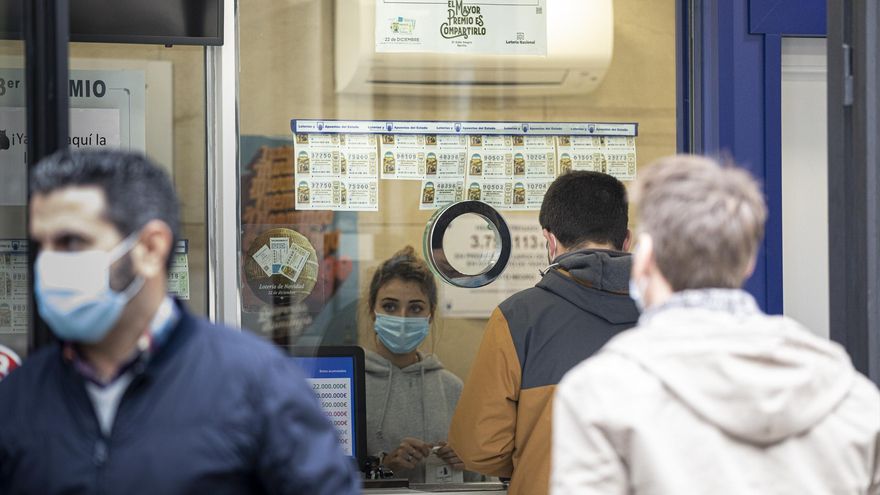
[422,200,512,288]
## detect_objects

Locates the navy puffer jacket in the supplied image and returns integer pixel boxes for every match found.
[0,301,360,495]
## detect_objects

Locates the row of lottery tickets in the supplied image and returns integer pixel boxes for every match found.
[293,133,637,211]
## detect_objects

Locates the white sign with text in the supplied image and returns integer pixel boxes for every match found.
[375,0,547,55]
[439,214,546,318]
[0,68,145,206]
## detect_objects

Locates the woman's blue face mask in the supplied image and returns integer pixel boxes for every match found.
[374,314,430,354]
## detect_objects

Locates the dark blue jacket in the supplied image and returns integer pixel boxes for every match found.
[0,302,360,495]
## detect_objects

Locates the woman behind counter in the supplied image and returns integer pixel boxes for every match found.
[365,246,466,483]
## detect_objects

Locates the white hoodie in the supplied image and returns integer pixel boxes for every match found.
[552,290,880,495]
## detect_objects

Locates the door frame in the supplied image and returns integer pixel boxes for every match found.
[680,0,826,314]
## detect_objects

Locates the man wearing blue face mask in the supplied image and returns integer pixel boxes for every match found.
[0,149,359,495]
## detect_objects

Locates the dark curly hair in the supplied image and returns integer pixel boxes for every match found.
[368,246,438,315]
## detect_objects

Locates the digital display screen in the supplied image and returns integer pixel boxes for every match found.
[292,356,357,458]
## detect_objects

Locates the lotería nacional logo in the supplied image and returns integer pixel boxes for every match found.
[441,0,487,40]
[391,16,417,34]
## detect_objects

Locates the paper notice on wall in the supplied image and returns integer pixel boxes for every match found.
[339,134,379,179]
[424,134,467,178]
[439,216,546,318]
[338,133,378,149]
[0,240,29,335]
[1,68,145,206]
[167,240,190,300]
[295,148,342,177]
[419,179,464,210]
[380,134,427,180]
[467,135,514,180]
[513,135,556,178]
[464,178,512,209]
[462,177,552,211]
[295,178,379,211]
[293,132,380,210]
[248,236,310,286]
[340,179,380,211]
[0,108,27,206]
[508,178,554,210]
[0,107,120,206]
[375,0,548,56]
[557,135,637,181]
[340,149,379,178]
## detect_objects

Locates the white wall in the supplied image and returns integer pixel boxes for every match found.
[781,37,828,338]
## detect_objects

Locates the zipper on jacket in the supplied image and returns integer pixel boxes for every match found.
[93,369,147,494]
[93,434,110,495]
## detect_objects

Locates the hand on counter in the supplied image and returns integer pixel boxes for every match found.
[434,441,466,470]
[384,437,433,472]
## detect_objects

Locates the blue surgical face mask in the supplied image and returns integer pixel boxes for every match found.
[35,233,144,343]
[374,314,430,354]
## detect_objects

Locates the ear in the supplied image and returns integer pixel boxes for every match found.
[133,220,173,279]
[622,229,633,252]
[542,229,557,251]
[742,254,758,280]
[631,234,654,281]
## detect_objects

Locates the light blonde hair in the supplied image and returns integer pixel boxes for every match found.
[632,154,767,291]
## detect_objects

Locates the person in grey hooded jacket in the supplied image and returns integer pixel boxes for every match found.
[552,155,880,495]
[363,246,467,483]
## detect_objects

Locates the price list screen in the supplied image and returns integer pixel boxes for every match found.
[293,356,357,458]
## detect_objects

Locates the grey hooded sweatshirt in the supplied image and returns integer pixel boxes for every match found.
[365,350,463,483]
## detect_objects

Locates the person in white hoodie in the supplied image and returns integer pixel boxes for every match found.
[363,246,467,483]
[551,154,880,495]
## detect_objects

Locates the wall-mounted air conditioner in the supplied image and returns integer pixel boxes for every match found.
[335,0,614,97]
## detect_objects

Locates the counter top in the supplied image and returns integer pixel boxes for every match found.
[364,482,507,494]
[365,490,507,495]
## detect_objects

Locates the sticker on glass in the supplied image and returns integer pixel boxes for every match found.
[294,133,340,148]
[468,151,513,179]
[425,135,467,179]
[465,179,512,209]
[603,151,637,181]
[425,151,466,178]
[295,179,339,210]
[339,133,378,148]
[509,179,553,210]
[558,151,606,174]
[381,149,426,179]
[295,149,341,177]
[340,179,379,211]
[468,135,513,151]
[419,180,464,210]
[380,134,427,179]
[340,149,378,178]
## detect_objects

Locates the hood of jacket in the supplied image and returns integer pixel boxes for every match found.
[536,249,637,325]
[365,350,446,376]
[606,289,857,445]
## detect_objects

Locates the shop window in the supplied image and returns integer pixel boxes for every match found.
[239,0,676,485]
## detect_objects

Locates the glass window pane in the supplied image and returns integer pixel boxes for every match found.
[0,38,28,366]
[238,0,676,484]
[66,43,208,317]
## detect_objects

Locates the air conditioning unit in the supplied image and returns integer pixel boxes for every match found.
[334,0,614,97]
